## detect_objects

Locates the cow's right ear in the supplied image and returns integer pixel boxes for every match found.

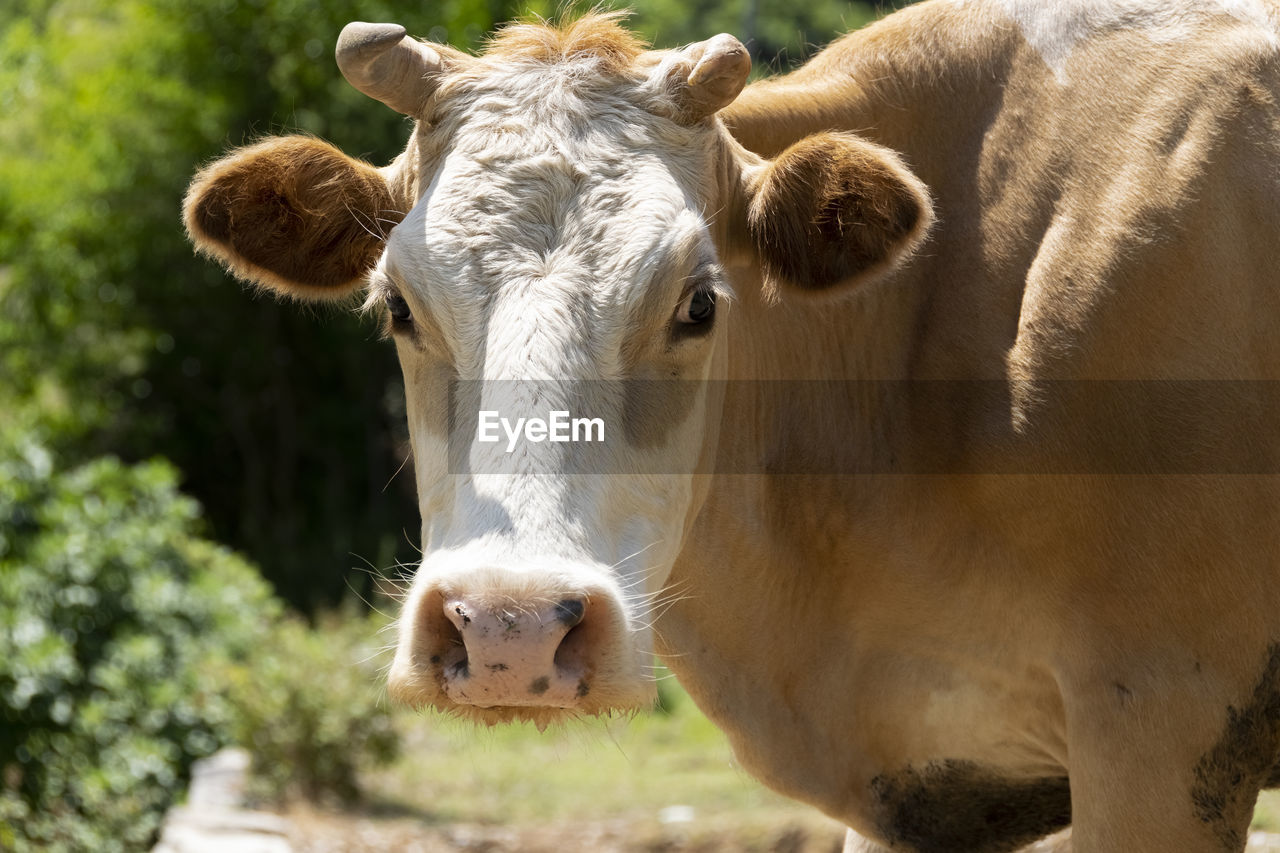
[183,136,401,301]
[745,131,933,299]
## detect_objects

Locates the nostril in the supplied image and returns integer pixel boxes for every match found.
[447,602,472,629]
[554,608,592,673]
[436,598,468,676]
[554,598,586,628]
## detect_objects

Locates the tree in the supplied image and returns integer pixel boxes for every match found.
[629,0,880,70]
[0,0,466,611]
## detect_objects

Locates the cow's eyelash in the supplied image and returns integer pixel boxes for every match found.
[674,263,732,308]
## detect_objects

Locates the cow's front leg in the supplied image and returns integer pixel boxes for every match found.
[1063,674,1268,852]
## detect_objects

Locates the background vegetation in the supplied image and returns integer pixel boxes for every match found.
[0,423,399,851]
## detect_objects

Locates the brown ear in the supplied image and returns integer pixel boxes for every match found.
[746,132,933,297]
[183,136,402,300]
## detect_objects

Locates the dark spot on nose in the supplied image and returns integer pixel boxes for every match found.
[487,662,509,672]
[455,605,471,626]
[555,598,585,627]
[576,678,590,698]
[530,676,550,695]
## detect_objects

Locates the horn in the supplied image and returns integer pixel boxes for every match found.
[670,34,751,124]
[336,22,442,116]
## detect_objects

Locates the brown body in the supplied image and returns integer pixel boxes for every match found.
[184,2,1280,850]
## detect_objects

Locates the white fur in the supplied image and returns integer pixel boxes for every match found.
[382,56,729,700]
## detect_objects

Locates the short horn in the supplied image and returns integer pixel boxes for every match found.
[670,34,751,124]
[336,22,442,116]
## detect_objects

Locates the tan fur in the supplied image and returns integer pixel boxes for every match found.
[673,2,1280,851]
[484,11,646,72]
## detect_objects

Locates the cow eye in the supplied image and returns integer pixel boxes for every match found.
[676,287,716,325]
[385,292,412,323]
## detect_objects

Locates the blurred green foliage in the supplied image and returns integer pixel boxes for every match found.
[212,611,401,805]
[0,0,438,612]
[628,0,879,71]
[0,420,400,849]
[0,419,276,851]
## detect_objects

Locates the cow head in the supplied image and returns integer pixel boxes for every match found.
[184,14,932,724]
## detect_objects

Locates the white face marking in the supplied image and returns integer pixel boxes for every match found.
[986,0,1276,82]
[380,58,730,656]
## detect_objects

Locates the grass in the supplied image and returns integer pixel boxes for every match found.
[361,675,842,845]
[358,675,1280,846]
[1256,791,1280,833]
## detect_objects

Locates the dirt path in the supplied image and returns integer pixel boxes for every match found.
[284,805,846,853]
[284,806,1280,853]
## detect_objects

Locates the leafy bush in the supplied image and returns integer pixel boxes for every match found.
[0,423,401,850]
[0,422,280,851]
[214,611,400,805]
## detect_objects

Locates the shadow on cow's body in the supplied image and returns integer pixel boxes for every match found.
[184,1,1280,850]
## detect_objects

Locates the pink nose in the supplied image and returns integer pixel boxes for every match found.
[438,596,590,707]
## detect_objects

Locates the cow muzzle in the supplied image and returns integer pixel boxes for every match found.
[440,595,589,707]
[387,566,654,719]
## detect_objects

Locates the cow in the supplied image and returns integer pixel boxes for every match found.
[183,1,1280,850]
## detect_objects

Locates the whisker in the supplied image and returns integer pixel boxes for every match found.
[610,541,663,573]
[344,570,396,620]
[382,449,413,494]
[402,528,424,556]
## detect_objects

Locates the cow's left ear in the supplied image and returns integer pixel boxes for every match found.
[746,131,933,297]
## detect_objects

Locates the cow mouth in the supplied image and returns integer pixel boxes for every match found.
[389,664,655,727]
